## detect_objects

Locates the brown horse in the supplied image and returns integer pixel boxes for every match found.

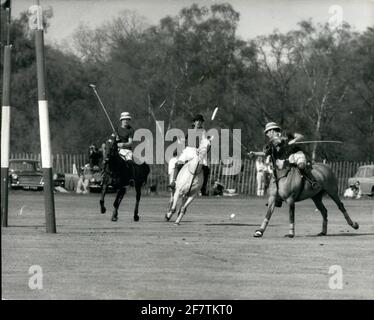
[254,142,359,238]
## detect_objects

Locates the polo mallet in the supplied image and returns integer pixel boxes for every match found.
[210,106,248,152]
[294,140,343,145]
[89,84,116,134]
[211,106,219,121]
[159,99,168,115]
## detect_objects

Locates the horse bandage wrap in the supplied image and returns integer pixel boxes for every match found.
[288,151,306,166]
[119,148,133,161]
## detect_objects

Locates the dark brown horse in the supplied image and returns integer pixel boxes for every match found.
[100,135,150,222]
[254,142,359,238]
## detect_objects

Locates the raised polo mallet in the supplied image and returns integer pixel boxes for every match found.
[89,84,116,134]
[211,106,218,121]
[211,106,249,152]
[159,99,168,114]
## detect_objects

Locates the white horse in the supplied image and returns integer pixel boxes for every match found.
[165,137,212,225]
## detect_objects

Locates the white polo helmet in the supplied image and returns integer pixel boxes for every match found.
[120,112,132,120]
[264,122,281,134]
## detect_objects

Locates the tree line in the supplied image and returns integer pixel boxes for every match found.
[1,3,373,161]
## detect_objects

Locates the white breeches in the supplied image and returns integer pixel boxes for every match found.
[119,148,133,161]
[288,151,306,166]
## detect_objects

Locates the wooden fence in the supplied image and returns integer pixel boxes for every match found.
[9,153,373,195]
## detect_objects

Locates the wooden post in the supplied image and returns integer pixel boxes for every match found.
[1,45,11,227]
[34,3,56,233]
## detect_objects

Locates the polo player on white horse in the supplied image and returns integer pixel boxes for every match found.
[168,114,210,196]
[165,135,212,224]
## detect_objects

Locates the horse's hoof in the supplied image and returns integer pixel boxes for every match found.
[284,233,295,238]
[174,222,180,225]
[165,215,170,221]
[253,230,263,237]
[317,232,326,236]
[111,216,118,222]
[101,207,106,214]
[134,215,139,222]
[352,222,359,230]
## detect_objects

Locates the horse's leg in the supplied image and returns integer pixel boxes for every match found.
[111,187,126,222]
[311,192,328,236]
[175,195,194,225]
[327,191,359,230]
[165,189,179,221]
[254,195,277,237]
[284,200,295,238]
[167,190,174,212]
[133,184,141,222]
[100,183,108,214]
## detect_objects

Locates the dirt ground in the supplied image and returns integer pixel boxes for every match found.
[2,190,374,300]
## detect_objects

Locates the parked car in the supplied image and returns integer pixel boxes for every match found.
[9,159,65,190]
[348,165,374,196]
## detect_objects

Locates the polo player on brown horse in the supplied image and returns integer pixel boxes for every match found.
[249,122,359,238]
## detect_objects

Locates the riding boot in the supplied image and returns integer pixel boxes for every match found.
[168,163,184,190]
[127,160,135,187]
[299,167,318,188]
[200,165,210,196]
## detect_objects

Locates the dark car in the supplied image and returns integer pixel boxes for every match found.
[348,165,374,196]
[9,159,65,190]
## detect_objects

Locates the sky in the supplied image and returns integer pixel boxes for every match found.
[11,0,374,45]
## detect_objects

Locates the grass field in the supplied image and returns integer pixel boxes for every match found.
[2,190,374,299]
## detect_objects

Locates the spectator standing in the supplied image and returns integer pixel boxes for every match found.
[255,156,267,196]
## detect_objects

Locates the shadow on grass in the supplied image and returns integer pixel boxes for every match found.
[204,223,269,227]
[306,232,374,237]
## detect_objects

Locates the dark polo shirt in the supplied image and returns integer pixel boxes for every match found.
[117,125,134,150]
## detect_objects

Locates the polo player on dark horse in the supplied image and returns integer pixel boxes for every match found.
[100,112,150,222]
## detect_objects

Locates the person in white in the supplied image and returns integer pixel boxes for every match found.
[255,156,267,196]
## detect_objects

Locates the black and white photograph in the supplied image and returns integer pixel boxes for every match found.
[1,0,374,305]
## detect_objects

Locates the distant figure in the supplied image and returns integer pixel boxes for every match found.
[89,144,102,169]
[99,142,106,164]
[255,156,267,196]
[263,155,272,195]
[343,181,362,199]
[76,164,90,194]
[355,181,362,199]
